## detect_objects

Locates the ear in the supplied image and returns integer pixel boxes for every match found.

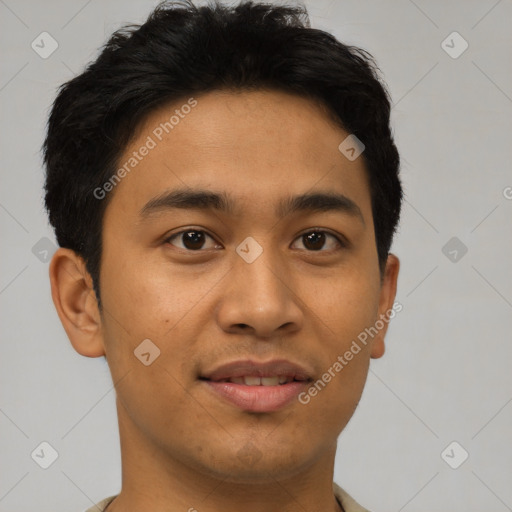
[370,253,400,359]
[49,248,105,357]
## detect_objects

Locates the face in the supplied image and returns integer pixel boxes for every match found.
[56,89,399,484]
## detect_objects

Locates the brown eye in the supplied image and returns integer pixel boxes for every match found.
[166,230,219,251]
[303,231,326,250]
[292,230,344,252]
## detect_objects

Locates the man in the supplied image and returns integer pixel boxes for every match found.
[44,1,402,510]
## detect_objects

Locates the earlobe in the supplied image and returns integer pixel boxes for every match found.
[370,337,385,359]
[49,248,105,357]
[370,253,400,359]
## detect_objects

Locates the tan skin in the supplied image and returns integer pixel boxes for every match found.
[49,89,399,512]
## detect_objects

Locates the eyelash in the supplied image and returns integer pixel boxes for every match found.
[164,228,347,253]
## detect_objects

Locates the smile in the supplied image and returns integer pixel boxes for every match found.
[200,359,313,412]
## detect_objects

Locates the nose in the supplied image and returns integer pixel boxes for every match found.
[215,247,303,338]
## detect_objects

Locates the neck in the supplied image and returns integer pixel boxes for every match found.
[107,400,342,512]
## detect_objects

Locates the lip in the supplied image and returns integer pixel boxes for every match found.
[200,359,313,413]
[201,359,312,381]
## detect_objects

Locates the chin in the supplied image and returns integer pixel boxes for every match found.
[195,444,316,484]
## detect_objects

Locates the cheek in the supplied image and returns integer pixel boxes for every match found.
[115,364,213,451]
[99,257,210,440]
[298,272,380,428]
[99,252,221,393]
[100,253,202,335]
[308,264,381,341]
[300,341,372,438]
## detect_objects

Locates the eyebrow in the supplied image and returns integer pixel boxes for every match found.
[139,187,365,225]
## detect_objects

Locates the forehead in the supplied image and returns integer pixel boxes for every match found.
[104,89,372,223]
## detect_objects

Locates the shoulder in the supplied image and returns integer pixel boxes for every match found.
[85,487,365,512]
[333,482,372,512]
[83,495,117,512]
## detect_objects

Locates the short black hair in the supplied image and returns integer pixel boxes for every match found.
[43,0,402,309]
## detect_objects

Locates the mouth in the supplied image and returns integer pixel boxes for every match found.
[204,375,305,385]
[199,359,313,413]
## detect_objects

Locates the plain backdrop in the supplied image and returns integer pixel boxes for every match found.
[1,0,511,511]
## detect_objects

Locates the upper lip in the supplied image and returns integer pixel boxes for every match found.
[201,359,313,382]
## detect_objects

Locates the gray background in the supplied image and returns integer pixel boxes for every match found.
[1,0,511,511]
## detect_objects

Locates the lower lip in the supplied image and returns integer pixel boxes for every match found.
[203,380,308,413]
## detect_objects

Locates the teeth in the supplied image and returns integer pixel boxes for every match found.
[244,376,261,386]
[226,375,293,385]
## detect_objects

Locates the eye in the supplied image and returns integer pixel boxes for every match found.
[291,229,345,252]
[165,229,221,251]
